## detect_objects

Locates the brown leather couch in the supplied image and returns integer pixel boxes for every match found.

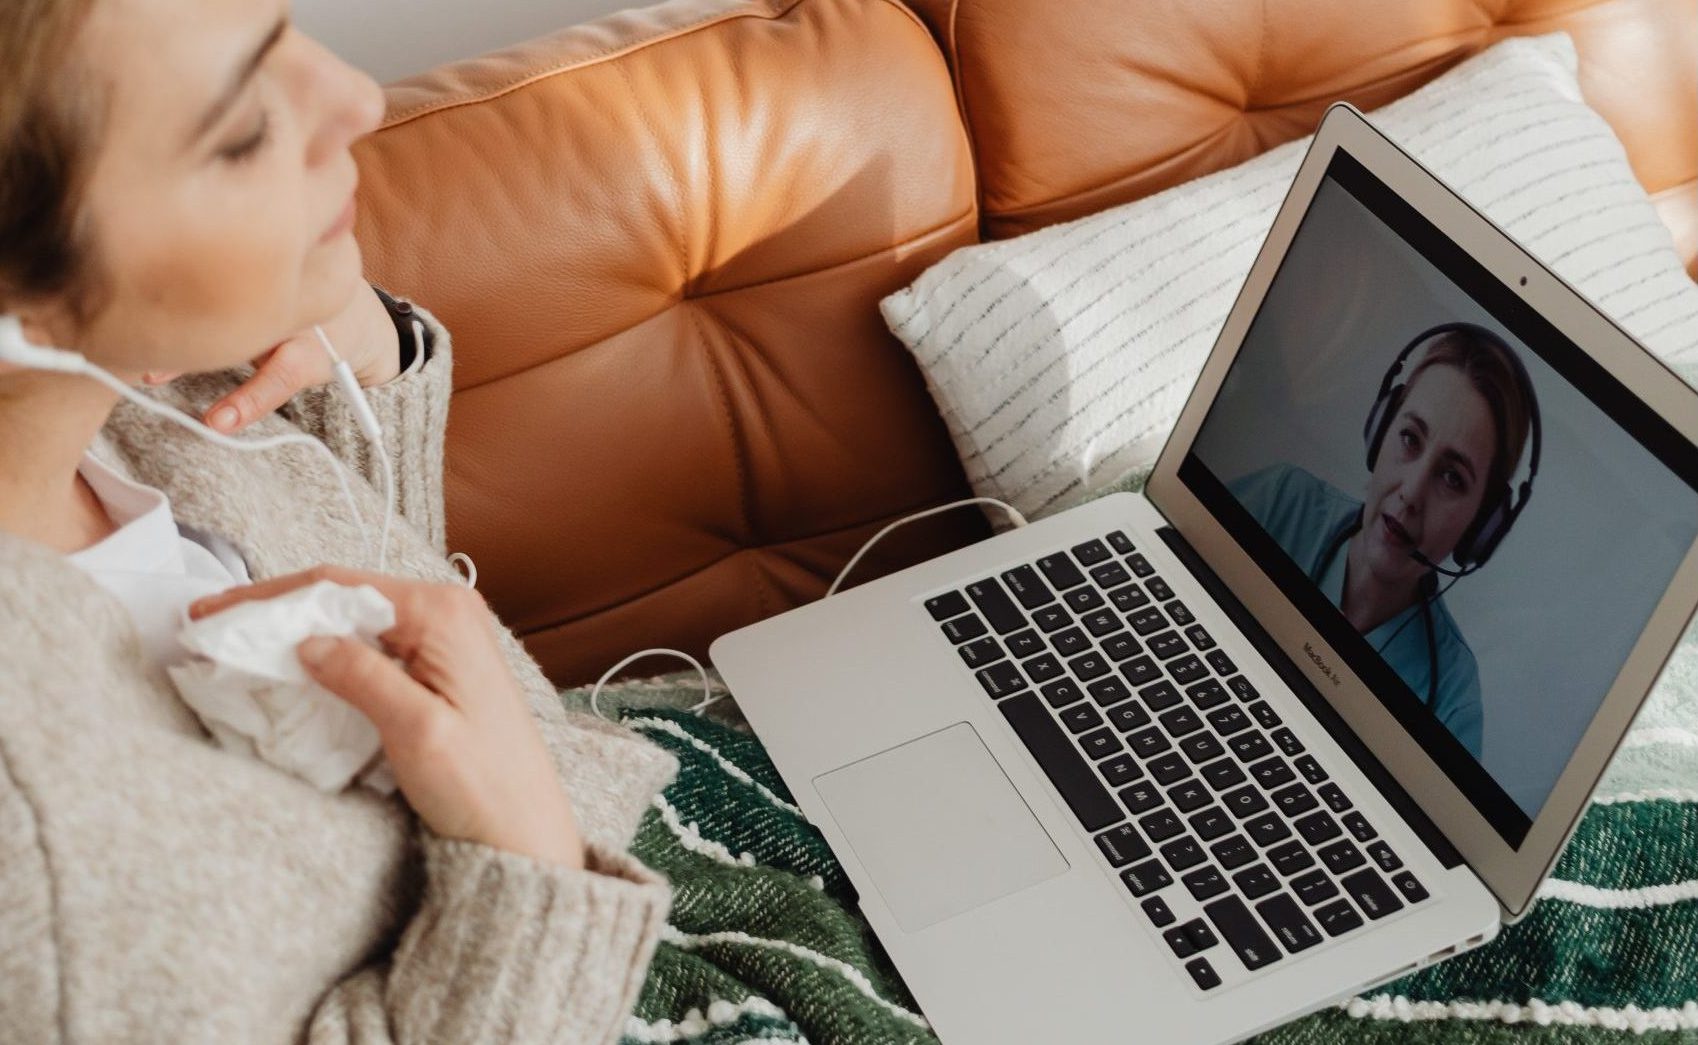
[352,0,1698,687]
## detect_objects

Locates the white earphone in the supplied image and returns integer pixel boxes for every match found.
[0,311,408,573]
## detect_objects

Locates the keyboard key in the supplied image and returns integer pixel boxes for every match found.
[1272,783,1319,818]
[1317,783,1351,812]
[1314,898,1365,937]
[1367,842,1402,873]
[1001,565,1056,610]
[1207,705,1252,736]
[1341,868,1404,920]
[1204,896,1282,971]
[1094,823,1150,867]
[1249,757,1295,790]
[1109,584,1150,612]
[1319,840,1366,876]
[1343,812,1377,843]
[1064,586,1105,613]
[1080,727,1123,760]
[1031,604,1072,633]
[1100,753,1143,787]
[1169,655,1208,685]
[1148,631,1187,660]
[1106,700,1151,732]
[1166,600,1195,626]
[925,591,970,620]
[965,578,1026,635]
[959,636,1002,669]
[1184,624,1216,650]
[1248,701,1281,730]
[1187,679,1230,710]
[1210,834,1256,870]
[1233,863,1279,900]
[1391,871,1429,904]
[941,614,988,644]
[999,691,1120,831]
[1226,674,1259,701]
[1148,753,1190,785]
[1120,657,1162,686]
[1295,755,1328,785]
[1180,732,1226,764]
[1036,553,1087,591]
[1051,627,1091,657]
[1267,840,1316,877]
[1159,707,1205,738]
[1207,650,1239,676]
[1228,731,1273,763]
[1140,807,1183,843]
[1060,704,1104,734]
[1184,919,1220,952]
[1126,552,1155,576]
[1145,576,1174,601]
[1128,607,1167,636]
[1189,806,1233,842]
[1119,781,1163,814]
[1068,651,1111,681]
[1201,758,1247,791]
[1256,894,1322,954]
[1222,785,1270,819]
[1184,865,1230,901]
[1087,677,1132,707]
[1164,925,1200,960]
[1082,610,1121,637]
[1292,869,1340,907]
[1022,653,1064,684]
[1186,957,1221,990]
[1141,895,1175,927]
[1100,632,1142,661]
[1271,728,1305,757]
[1040,679,1084,708]
[1169,778,1210,813]
[1006,629,1044,658]
[976,661,1028,698]
[1128,727,1170,759]
[1161,836,1206,872]
[1295,812,1342,846]
[1072,539,1112,566]
[1245,813,1293,847]
[1139,681,1182,711]
[1121,859,1172,896]
[1107,531,1136,555]
[1090,561,1132,590]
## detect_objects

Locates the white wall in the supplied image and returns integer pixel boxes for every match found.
[295,0,637,84]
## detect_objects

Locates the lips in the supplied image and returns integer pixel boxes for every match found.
[1381,512,1415,547]
[318,194,356,244]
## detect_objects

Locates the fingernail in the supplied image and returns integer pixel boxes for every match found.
[209,405,238,431]
[297,636,336,666]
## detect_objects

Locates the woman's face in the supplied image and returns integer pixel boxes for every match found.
[1360,363,1498,589]
[21,0,384,380]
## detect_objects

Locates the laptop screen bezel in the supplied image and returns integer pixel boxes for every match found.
[1144,103,1698,919]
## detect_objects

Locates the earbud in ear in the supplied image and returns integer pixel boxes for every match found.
[0,314,89,374]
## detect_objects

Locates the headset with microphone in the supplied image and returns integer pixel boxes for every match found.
[1314,320,1543,708]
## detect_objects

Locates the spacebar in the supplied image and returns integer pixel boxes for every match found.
[999,691,1121,832]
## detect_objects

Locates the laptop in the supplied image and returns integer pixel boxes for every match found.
[710,103,1698,1043]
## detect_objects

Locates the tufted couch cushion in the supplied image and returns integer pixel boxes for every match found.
[351,0,988,686]
[907,0,1698,276]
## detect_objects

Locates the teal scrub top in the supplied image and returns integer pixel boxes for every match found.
[1225,463,1484,760]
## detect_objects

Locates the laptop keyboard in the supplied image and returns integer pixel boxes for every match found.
[925,529,1431,992]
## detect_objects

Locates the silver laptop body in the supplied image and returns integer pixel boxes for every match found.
[712,104,1698,1044]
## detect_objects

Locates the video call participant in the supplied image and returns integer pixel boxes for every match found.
[1227,322,1542,760]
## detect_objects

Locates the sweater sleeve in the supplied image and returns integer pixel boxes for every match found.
[305,830,669,1045]
[282,305,455,555]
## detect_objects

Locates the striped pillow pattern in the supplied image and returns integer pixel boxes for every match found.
[881,34,1698,522]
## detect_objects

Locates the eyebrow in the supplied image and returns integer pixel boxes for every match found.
[186,15,288,149]
[1402,410,1479,482]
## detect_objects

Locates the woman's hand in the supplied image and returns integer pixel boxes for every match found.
[143,285,401,434]
[188,565,587,869]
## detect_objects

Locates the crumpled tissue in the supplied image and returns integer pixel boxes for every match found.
[168,579,398,795]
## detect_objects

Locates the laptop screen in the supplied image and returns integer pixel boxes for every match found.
[1181,151,1698,847]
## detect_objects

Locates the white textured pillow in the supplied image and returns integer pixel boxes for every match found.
[882,34,1698,520]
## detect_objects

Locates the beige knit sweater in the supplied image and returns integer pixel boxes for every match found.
[0,308,680,1043]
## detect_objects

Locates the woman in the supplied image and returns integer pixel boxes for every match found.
[0,1,675,1040]
[1227,325,1538,761]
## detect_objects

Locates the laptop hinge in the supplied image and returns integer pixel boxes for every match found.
[1157,525,1463,869]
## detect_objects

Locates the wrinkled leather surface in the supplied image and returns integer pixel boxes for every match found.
[353,0,986,686]
[911,0,1698,276]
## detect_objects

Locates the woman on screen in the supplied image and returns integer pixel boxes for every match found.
[1227,323,1540,761]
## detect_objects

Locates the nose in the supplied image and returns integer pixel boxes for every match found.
[300,36,387,169]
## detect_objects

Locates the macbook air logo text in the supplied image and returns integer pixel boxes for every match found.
[1303,642,1341,686]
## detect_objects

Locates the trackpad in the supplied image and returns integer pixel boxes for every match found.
[814,723,1068,932]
